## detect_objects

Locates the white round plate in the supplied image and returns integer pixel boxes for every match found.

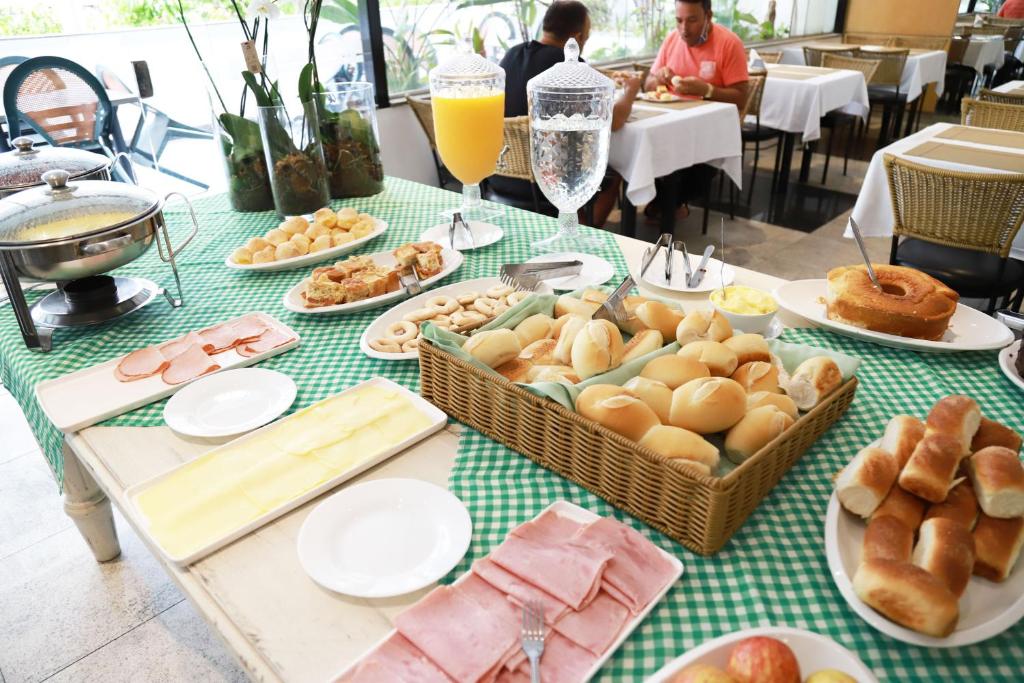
[360,276,551,361]
[283,247,464,315]
[647,626,877,682]
[525,252,614,290]
[999,340,1024,392]
[296,478,472,598]
[825,491,1024,647]
[420,220,504,251]
[225,218,387,272]
[640,249,736,293]
[638,92,684,102]
[773,279,1015,352]
[162,368,296,438]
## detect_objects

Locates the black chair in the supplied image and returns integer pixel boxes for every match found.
[857,48,910,148]
[0,56,28,152]
[939,36,978,115]
[818,54,879,185]
[740,72,783,201]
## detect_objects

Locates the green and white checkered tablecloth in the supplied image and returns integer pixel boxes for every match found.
[0,177,628,484]
[447,328,1024,682]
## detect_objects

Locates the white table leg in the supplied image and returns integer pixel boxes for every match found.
[62,440,121,562]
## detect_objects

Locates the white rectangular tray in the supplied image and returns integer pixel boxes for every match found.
[334,500,684,681]
[36,313,300,433]
[124,377,448,566]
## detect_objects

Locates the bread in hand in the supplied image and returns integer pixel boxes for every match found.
[852,559,959,637]
[836,446,900,517]
[966,446,1024,519]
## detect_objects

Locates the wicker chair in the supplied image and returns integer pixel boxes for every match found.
[971,25,1009,36]
[843,33,895,46]
[890,35,950,51]
[961,97,1024,133]
[819,54,880,184]
[485,116,557,217]
[407,93,457,189]
[855,48,910,147]
[883,153,1024,311]
[940,37,976,114]
[738,73,781,205]
[758,51,783,64]
[0,56,27,152]
[803,45,856,67]
[978,87,1024,105]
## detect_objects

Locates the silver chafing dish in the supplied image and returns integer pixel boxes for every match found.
[0,137,112,199]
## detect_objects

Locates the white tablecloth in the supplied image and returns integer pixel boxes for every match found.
[964,35,1005,74]
[848,122,1024,260]
[994,80,1024,93]
[760,64,869,143]
[609,101,743,206]
[780,47,947,101]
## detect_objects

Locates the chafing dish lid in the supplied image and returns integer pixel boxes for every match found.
[0,137,108,192]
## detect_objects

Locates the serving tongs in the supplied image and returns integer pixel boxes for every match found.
[498,260,583,291]
[594,275,635,326]
[399,265,423,297]
[448,211,475,250]
[641,233,681,283]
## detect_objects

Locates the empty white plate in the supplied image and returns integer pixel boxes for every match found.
[162,368,296,439]
[297,478,472,598]
[526,251,614,290]
[420,220,504,250]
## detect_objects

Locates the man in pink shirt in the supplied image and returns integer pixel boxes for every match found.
[644,0,749,108]
[999,0,1024,18]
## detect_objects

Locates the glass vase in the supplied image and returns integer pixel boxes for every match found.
[317,82,384,198]
[212,106,274,212]
[257,100,330,218]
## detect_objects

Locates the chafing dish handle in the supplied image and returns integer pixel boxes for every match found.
[155,192,199,308]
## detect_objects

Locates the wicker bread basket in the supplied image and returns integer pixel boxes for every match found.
[419,340,857,555]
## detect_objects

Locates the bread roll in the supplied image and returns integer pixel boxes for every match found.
[570,319,625,379]
[925,395,981,457]
[464,329,521,369]
[898,432,964,504]
[622,376,672,423]
[621,329,663,363]
[579,288,609,304]
[730,361,781,394]
[924,481,979,530]
[785,356,842,411]
[872,484,927,531]
[879,415,926,470]
[553,315,588,364]
[275,241,301,260]
[677,340,738,377]
[967,446,1024,518]
[519,338,558,365]
[639,425,720,473]
[554,294,599,319]
[912,517,976,598]
[576,387,660,442]
[640,355,710,390]
[972,512,1024,582]
[746,391,798,419]
[863,515,914,563]
[668,377,747,434]
[634,300,684,340]
[514,314,555,347]
[527,365,580,385]
[722,333,771,365]
[675,309,733,346]
[971,416,1023,453]
[852,559,959,637]
[495,358,532,382]
[835,447,900,517]
[723,405,795,464]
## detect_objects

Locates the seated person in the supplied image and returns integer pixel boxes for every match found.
[999,0,1024,19]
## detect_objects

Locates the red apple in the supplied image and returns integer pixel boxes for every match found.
[672,663,738,683]
[726,636,801,683]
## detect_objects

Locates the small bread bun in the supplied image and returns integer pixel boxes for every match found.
[879,415,926,470]
[899,432,964,504]
[570,319,625,379]
[621,329,664,363]
[785,356,842,411]
[967,446,1024,518]
[246,236,272,253]
[265,228,289,246]
[275,241,301,260]
[640,355,710,390]
[863,515,914,563]
[835,446,900,517]
[675,309,733,346]
[527,365,581,384]
[553,315,588,364]
[514,313,556,347]
[668,377,747,434]
[554,294,600,319]
[925,394,981,457]
[723,405,795,464]
[972,512,1024,582]
[852,559,959,637]
[494,358,533,382]
[280,216,309,234]
[746,391,799,419]
[634,301,684,340]
[972,417,1023,453]
[623,376,673,423]
[464,329,522,369]
[639,425,720,473]
[872,484,927,531]
[290,232,312,251]
[912,517,976,598]
[677,340,738,377]
[252,246,276,264]
[576,386,660,442]
[722,333,771,365]
[312,208,336,228]
[309,234,332,253]
[924,480,979,530]
[519,338,558,365]
[731,361,781,394]
[231,247,253,264]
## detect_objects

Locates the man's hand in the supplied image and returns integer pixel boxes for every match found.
[656,67,675,86]
[622,75,642,97]
[673,76,711,97]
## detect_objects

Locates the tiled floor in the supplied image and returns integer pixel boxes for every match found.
[0,137,906,681]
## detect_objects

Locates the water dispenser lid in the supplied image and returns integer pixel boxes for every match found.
[527,39,614,96]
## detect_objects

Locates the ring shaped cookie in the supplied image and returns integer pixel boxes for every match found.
[505,291,530,307]
[369,338,402,353]
[403,308,436,323]
[451,310,487,327]
[385,321,418,344]
[486,284,515,299]
[473,297,503,316]
[401,338,420,352]
[456,291,481,306]
[426,295,459,315]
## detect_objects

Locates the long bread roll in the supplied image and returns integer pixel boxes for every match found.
[852,559,959,637]
[898,432,964,504]
[871,485,927,531]
[835,447,899,517]
[923,481,979,530]
[879,415,925,470]
[971,416,1023,454]
[863,515,914,563]
[972,512,1024,582]
[967,446,1024,519]
[925,394,981,457]
[912,517,975,598]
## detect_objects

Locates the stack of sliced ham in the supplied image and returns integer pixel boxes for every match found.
[114,313,295,386]
[338,509,678,683]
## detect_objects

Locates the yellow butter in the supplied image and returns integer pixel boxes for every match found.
[21,212,137,241]
[711,285,778,315]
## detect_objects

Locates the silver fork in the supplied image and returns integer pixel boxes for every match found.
[521,600,544,683]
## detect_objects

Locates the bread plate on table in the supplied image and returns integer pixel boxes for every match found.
[225,217,387,272]
[774,279,1014,352]
[639,247,736,294]
[282,247,463,315]
[647,626,877,682]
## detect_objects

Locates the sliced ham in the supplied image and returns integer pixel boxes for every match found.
[515,632,597,683]
[236,328,295,357]
[114,346,169,382]
[571,517,678,614]
[551,590,629,656]
[395,584,519,683]
[490,533,611,611]
[231,314,270,343]
[198,322,242,354]
[472,558,570,625]
[336,633,451,683]
[159,331,209,359]
[509,509,585,544]
[495,669,529,683]
[160,344,220,386]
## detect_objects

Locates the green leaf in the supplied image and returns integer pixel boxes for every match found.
[321,0,358,25]
[472,26,484,54]
[455,0,507,8]
[242,71,272,107]
[298,62,316,102]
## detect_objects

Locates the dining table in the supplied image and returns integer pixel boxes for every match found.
[0,178,1022,681]
[993,79,1024,95]
[964,34,1007,75]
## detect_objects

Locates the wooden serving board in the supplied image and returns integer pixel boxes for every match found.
[36,313,299,433]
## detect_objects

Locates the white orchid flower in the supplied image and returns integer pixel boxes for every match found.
[247,0,281,20]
